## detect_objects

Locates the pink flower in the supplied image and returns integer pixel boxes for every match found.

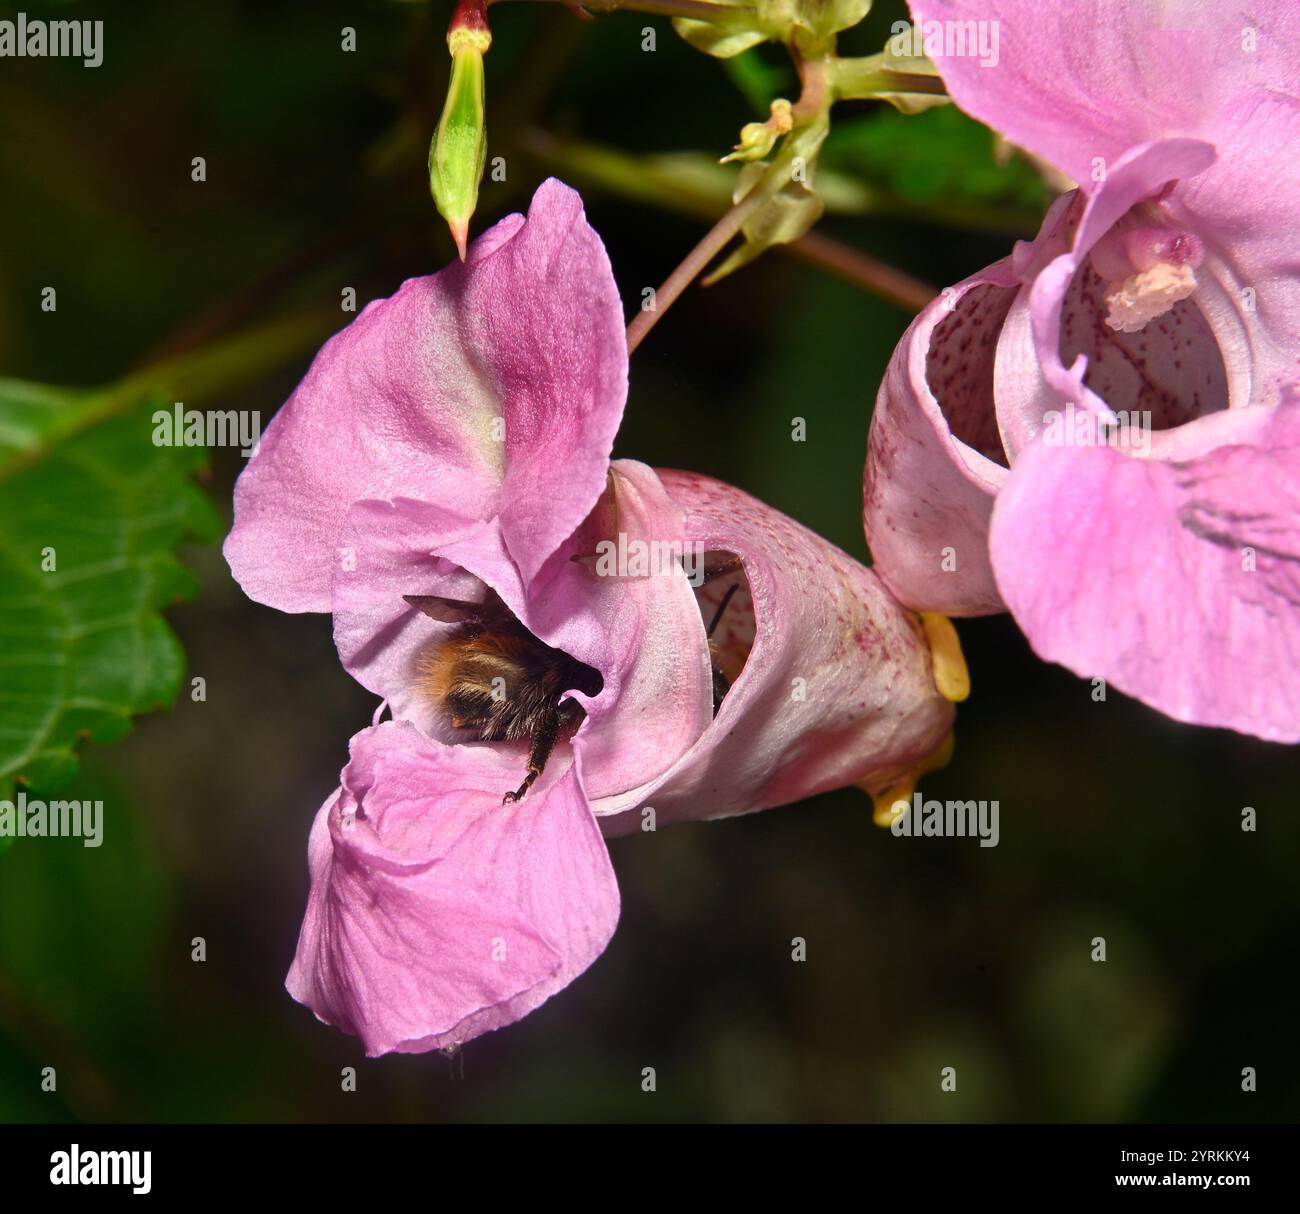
[227,180,956,1053]
[865,0,1300,741]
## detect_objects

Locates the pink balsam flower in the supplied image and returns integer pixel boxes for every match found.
[227,180,957,1054]
[864,0,1300,742]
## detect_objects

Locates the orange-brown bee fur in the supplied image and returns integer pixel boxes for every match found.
[407,591,603,804]
[405,552,746,805]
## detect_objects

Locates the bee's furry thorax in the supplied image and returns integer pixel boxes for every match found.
[402,556,746,802]
[417,621,600,744]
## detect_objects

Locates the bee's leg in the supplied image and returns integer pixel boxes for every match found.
[699,554,743,716]
[503,703,562,805]
[706,582,739,638]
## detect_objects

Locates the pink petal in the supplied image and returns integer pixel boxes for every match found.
[1170,88,1300,409]
[286,721,619,1055]
[331,499,527,739]
[909,0,1266,192]
[224,178,627,612]
[990,396,1300,742]
[598,472,957,829]
[863,261,1015,615]
[533,460,715,800]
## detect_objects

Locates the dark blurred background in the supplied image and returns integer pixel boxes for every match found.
[1,0,1297,1123]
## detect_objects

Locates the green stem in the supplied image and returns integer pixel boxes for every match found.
[523,128,1041,236]
[120,309,334,404]
[626,186,765,354]
[527,130,941,313]
[832,53,949,101]
[0,310,334,484]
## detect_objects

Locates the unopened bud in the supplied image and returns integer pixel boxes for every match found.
[430,1,491,259]
[721,99,794,165]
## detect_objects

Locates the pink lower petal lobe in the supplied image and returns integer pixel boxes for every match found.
[990,396,1300,742]
[532,460,715,801]
[286,721,619,1055]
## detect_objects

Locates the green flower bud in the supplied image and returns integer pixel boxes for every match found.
[430,16,491,259]
[720,99,794,165]
[707,115,828,283]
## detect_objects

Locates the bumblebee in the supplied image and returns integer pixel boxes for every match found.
[406,590,602,804]
[406,552,745,803]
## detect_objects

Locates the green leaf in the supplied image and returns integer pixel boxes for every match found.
[0,382,220,792]
[823,104,1051,212]
[672,1,773,60]
[799,0,872,40]
[674,18,767,59]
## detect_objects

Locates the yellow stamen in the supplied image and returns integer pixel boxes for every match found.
[921,612,970,702]
[861,730,956,828]
[871,785,913,829]
[1104,262,1197,333]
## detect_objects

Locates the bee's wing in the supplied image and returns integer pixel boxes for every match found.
[700,551,743,585]
[403,594,489,624]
